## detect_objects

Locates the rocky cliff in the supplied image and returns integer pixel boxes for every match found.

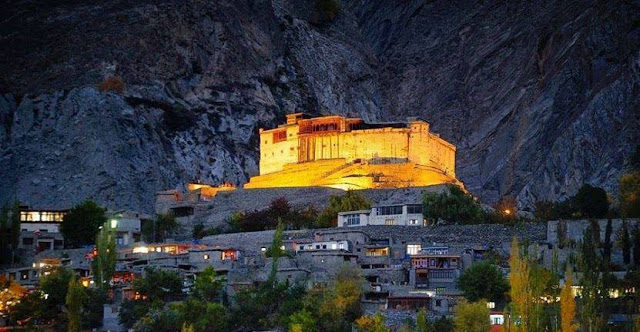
[1,0,638,212]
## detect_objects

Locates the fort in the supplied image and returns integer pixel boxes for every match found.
[245,113,463,190]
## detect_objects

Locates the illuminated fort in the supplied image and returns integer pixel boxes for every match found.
[244,113,463,190]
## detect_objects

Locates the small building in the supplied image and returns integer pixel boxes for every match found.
[107,210,149,246]
[18,206,67,252]
[293,240,350,252]
[338,204,425,227]
[409,247,462,289]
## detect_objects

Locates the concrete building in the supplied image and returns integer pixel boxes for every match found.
[338,204,426,227]
[107,210,149,246]
[18,206,67,252]
[245,113,462,190]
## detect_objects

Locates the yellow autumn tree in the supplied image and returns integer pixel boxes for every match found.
[509,237,531,332]
[560,269,578,332]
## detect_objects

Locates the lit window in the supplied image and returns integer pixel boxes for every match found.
[203,254,210,260]
[406,244,421,255]
[261,247,266,252]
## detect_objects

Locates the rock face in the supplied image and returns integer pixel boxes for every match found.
[1,0,639,212]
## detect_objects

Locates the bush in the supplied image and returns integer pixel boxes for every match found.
[315,0,340,21]
[98,76,125,94]
[60,200,107,248]
[422,185,483,224]
[458,261,509,302]
[573,184,609,218]
[317,191,371,228]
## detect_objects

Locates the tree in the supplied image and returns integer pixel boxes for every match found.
[9,202,20,264]
[133,268,183,302]
[82,288,106,329]
[66,274,86,332]
[458,261,509,303]
[171,297,229,332]
[318,264,364,331]
[633,224,640,267]
[573,184,609,218]
[560,269,578,332]
[93,220,117,290]
[423,185,482,224]
[602,219,613,266]
[154,213,178,242]
[288,309,316,332]
[509,237,531,331]
[416,308,430,332]
[60,201,106,248]
[452,300,490,332]
[0,204,8,265]
[619,172,640,217]
[317,190,371,228]
[355,313,390,332]
[578,224,605,331]
[192,267,224,302]
[618,220,632,265]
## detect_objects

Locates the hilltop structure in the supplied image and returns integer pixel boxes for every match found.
[245,113,463,190]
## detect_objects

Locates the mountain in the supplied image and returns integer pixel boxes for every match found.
[1,0,639,212]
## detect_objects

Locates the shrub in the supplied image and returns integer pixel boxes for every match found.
[314,0,340,22]
[98,76,125,94]
[422,185,482,224]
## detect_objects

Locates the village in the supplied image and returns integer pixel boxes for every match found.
[1,115,639,331]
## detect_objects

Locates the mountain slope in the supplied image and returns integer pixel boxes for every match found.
[1,0,638,211]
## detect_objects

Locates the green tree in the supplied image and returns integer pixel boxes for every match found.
[154,213,178,242]
[82,288,106,329]
[633,224,640,267]
[318,264,364,331]
[619,172,640,217]
[423,185,482,224]
[416,308,431,332]
[602,219,613,267]
[133,268,183,302]
[509,238,531,331]
[452,300,490,332]
[192,266,224,302]
[315,0,340,22]
[578,224,605,331]
[317,190,371,228]
[458,261,509,302]
[0,204,8,265]
[618,219,632,265]
[573,184,609,218]
[93,220,117,289]
[60,200,106,248]
[355,312,390,332]
[9,202,20,264]
[288,309,316,332]
[171,297,229,332]
[66,274,86,332]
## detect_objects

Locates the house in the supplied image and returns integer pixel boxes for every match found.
[18,206,67,252]
[338,204,426,227]
[107,210,149,246]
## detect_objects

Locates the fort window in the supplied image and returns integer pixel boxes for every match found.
[273,130,287,143]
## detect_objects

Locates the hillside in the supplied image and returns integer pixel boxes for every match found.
[1,0,638,212]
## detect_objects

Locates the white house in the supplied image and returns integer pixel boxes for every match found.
[337,204,426,227]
